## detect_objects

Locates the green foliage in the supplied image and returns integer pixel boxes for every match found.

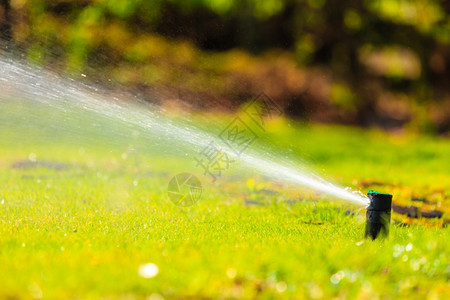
[2,0,450,132]
[12,0,449,67]
[366,0,447,36]
[330,83,358,111]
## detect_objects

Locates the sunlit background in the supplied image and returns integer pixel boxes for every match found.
[1,0,449,133]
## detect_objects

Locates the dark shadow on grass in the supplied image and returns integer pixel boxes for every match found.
[11,160,71,171]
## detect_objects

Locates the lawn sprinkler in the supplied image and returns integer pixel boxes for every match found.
[365,190,392,240]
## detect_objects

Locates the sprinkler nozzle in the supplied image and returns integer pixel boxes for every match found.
[365,190,392,240]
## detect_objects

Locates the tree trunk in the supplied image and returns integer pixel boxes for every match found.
[1,0,12,43]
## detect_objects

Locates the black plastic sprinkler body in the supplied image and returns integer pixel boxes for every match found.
[365,190,392,240]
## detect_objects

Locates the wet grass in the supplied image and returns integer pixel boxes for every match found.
[0,115,449,299]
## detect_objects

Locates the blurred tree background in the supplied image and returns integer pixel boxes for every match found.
[0,0,449,133]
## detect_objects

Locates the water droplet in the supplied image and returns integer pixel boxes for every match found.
[28,153,37,162]
[406,243,413,251]
[330,270,345,284]
[148,294,164,300]
[138,263,159,278]
[276,281,287,293]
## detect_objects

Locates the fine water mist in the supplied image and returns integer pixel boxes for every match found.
[0,55,369,206]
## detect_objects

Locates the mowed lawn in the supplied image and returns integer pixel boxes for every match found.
[0,109,449,299]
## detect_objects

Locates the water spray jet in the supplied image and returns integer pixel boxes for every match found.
[365,190,392,240]
[0,56,370,206]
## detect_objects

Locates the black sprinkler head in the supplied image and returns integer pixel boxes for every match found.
[365,190,392,240]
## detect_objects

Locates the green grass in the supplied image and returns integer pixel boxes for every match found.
[0,109,449,299]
